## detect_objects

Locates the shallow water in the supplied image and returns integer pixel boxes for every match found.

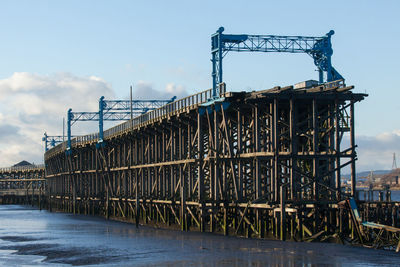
[358,189,400,201]
[0,205,399,267]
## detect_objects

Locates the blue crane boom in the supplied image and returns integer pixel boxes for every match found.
[211,27,344,98]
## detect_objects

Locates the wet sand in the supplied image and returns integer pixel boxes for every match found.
[0,205,398,267]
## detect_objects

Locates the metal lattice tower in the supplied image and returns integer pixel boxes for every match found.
[393,153,397,170]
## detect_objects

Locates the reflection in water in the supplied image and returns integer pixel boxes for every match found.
[0,205,398,267]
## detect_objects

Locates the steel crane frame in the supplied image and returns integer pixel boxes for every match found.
[42,133,71,152]
[211,27,344,97]
[66,96,176,151]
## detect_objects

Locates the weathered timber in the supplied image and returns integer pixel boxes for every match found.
[0,165,46,206]
[43,84,372,242]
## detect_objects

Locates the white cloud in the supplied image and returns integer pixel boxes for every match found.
[0,72,115,167]
[165,83,187,98]
[351,130,400,172]
[0,72,188,167]
[133,81,188,100]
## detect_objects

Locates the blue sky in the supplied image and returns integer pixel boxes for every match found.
[0,0,399,170]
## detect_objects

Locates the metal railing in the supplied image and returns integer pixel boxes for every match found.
[0,164,45,173]
[323,79,345,89]
[45,86,225,158]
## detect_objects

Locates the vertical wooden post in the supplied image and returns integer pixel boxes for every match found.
[223,205,228,236]
[211,106,218,233]
[106,185,109,219]
[31,183,34,207]
[180,163,186,231]
[280,185,286,241]
[254,105,261,199]
[273,99,279,202]
[38,185,42,210]
[237,110,243,202]
[298,208,303,241]
[198,110,205,232]
[350,101,356,198]
[214,107,219,202]
[134,138,139,227]
[289,97,296,201]
[254,105,262,237]
[312,98,319,200]
[48,178,52,212]
[179,122,187,231]
[335,100,341,201]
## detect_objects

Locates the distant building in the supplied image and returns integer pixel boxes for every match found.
[13,160,33,167]
[380,169,400,186]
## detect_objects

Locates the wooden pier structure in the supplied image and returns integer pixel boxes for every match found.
[0,164,45,206]
[2,82,399,250]
[44,82,368,239]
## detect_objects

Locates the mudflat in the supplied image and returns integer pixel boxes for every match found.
[0,205,398,267]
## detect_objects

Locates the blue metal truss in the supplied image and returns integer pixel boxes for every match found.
[68,111,143,124]
[67,96,176,151]
[42,133,74,151]
[101,97,176,111]
[211,27,344,98]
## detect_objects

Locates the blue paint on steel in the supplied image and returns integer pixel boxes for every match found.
[214,103,222,112]
[65,95,177,151]
[349,197,362,222]
[198,107,206,116]
[67,108,73,152]
[201,97,226,107]
[42,132,48,152]
[348,197,400,234]
[211,27,344,98]
[42,133,71,152]
[96,142,105,149]
[99,96,105,143]
[221,102,230,111]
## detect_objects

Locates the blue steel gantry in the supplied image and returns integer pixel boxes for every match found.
[42,133,67,152]
[67,96,176,151]
[211,27,344,98]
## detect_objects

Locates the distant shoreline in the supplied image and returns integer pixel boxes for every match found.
[356,186,400,190]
